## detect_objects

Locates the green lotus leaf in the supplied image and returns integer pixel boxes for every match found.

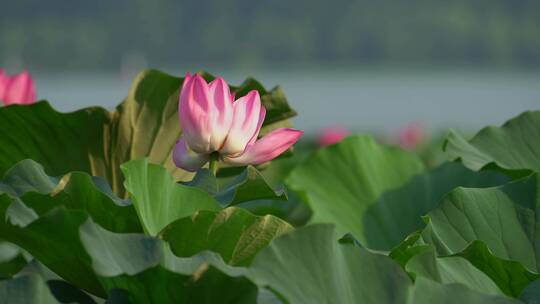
[406,248,504,296]
[287,136,507,250]
[0,159,140,233]
[244,224,517,303]
[0,159,149,297]
[444,110,540,176]
[421,173,540,296]
[81,221,413,303]
[410,277,520,304]
[0,204,104,297]
[121,158,221,236]
[244,224,412,303]
[161,207,293,266]
[79,219,256,303]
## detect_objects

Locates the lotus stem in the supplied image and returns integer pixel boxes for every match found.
[209,152,219,176]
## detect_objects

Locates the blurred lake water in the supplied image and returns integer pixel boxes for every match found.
[34,68,540,134]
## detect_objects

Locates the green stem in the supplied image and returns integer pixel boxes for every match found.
[209,152,219,176]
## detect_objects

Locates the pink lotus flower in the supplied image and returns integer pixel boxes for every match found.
[173,73,303,172]
[0,69,37,106]
[317,126,349,147]
[397,123,425,149]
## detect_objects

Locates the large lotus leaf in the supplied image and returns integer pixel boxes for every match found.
[0,101,108,187]
[161,207,293,266]
[363,162,508,249]
[454,241,540,298]
[0,159,153,296]
[79,219,257,303]
[0,159,59,196]
[421,173,540,296]
[287,136,507,250]
[81,218,519,303]
[3,201,251,302]
[245,224,517,303]
[0,204,104,297]
[81,220,412,304]
[406,248,504,296]
[244,224,412,304]
[286,136,424,248]
[392,230,540,298]
[410,277,520,304]
[0,70,297,197]
[121,158,221,236]
[0,159,140,233]
[0,273,59,304]
[445,110,540,175]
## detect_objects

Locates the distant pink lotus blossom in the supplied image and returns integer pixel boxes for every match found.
[317,127,349,147]
[173,73,303,172]
[0,69,37,106]
[398,123,425,149]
